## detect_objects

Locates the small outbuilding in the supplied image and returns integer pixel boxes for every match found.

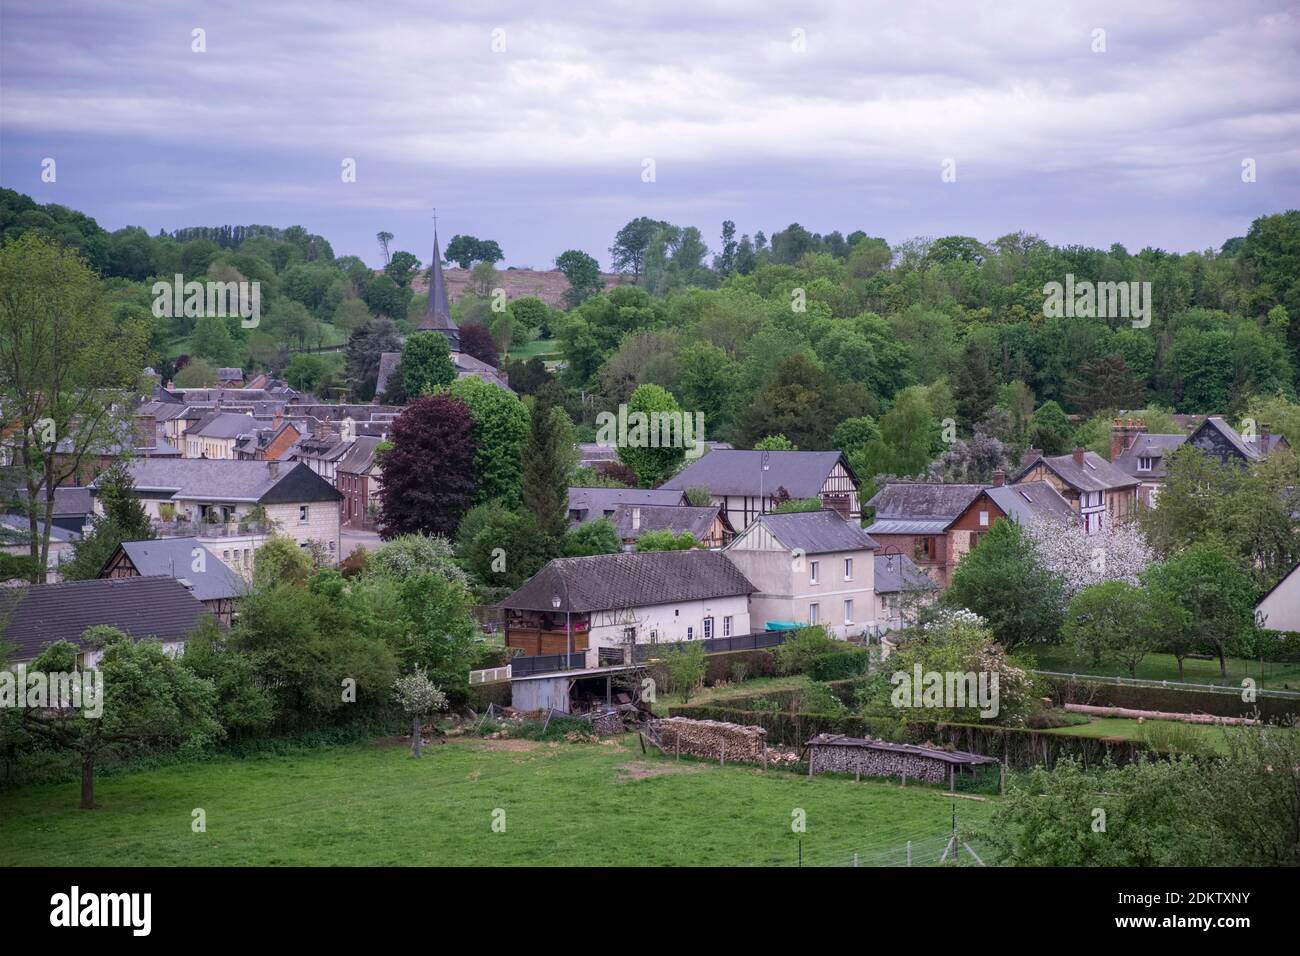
[805,733,998,788]
[509,664,645,716]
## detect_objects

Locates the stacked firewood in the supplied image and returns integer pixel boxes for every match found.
[648,717,768,763]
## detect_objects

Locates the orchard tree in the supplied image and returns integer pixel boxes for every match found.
[393,668,447,758]
[379,394,479,537]
[1023,515,1153,601]
[22,631,221,809]
[1061,581,1160,675]
[1143,545,1257,678]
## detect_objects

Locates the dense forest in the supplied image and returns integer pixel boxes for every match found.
[2,187,1298,489]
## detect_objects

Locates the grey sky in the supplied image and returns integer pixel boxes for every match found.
[1,0,1296,267]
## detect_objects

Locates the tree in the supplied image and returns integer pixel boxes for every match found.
[22,631,221,809]
[175,357,217,387]
[1062,581,1158,674]
[253,535,314,587]
[376,231,394,265]
[555,249,603,308]
[458,323,499,367]
[190,315,237,364]
[1023,515,1153,601]
[346,318,402,401]
[738,354,870,450]
[0,233,147,581]
[393,668,447,758]
[610,217,668,277]
[59,461,154,580]
[384,251,421,288]
[457,504,557,589]
[859,386,936,482]
[380,395,479,537]
[665,642,707,703]
[635,530,696,552]
[522,403,578,537]
[951,341,997,430]
[365,533,468,587]
[714,220,738,275]
[444,235,504,270]
[617,384,687,487]
[1031,400,1073,455]
[562,518,622,557]
[1066,354,1143,415]
[944,518,1064,651]
[448,376,530,507]
[754,434,797,451]
[398,331,457,398]
[1143,545,1256,678]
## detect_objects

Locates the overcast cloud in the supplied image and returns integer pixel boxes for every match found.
[1,0,1297,267]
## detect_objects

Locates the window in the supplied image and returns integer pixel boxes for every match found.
[843,599,853,625]
[723,616,733,637]
[979,510,989,527]
[809,603,819,625]
[809,560,820,584]
[1138,456,1153,472]
[299,505,309,521]
[843,558,853,581]
[703,617,713,639]
[686,626,694,640]
[915,537,934,561]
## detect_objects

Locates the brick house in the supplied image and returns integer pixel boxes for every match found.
[336,435,384,531]
[1012,448,1139,533]
[863,483,987,587]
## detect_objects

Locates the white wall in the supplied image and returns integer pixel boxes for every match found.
[1258,571,1300,632]
[582,594,752,666]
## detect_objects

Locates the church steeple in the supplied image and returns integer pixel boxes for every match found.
[418,219,459,351]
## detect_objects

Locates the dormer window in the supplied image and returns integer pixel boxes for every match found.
[1138,456,1153,472]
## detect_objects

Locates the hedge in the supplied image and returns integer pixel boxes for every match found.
[667,703,1150,769]
[1041,675,1300,722]
[809,648,871,682]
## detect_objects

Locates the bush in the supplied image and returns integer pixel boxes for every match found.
[773,626,840,675]
[810,647,871,681]
[1041,675,1300,722]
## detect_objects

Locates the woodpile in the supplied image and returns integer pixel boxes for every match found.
[648,717,768,763]
[591,710,625,736]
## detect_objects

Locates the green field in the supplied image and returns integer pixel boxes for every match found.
[1040,716,1235,752]
[506,338,561,361]
[0,736,992,867]
[1028,646,1300,690]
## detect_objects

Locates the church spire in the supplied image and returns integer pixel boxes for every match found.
[418,213,458,350]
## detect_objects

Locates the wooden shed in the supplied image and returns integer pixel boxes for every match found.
[804,734,998,788]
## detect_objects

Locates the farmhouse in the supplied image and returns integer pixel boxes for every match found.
[1109,418,1190,507]
[659,449,861,528]
[100,537,245,625]
[0,576,212,665]
[1012,448,1138,533]
[946,473,1075,545]
[864,482,986,588]
[499,550,756,667]
[1187,415,1289,466]
[1256,560,1300,633]
[724,510,878,638]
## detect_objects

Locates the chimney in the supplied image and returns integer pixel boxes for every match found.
[1110,417,1147,460]
[268,460,280,478]
[632,507,641,531]
[1260,422,1271,453]
[992,469,1005,488]
[1072,447,1086,466]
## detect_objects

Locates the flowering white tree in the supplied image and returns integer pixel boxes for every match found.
[1023,516,1153,601]
[393,668,448,758]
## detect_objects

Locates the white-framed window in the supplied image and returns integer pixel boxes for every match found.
[843,557,853,581]
[843,599,853,625]
[723,615,733,637]
[809,560,820,584]
[809,603,819,625]
[979,510,989,527]
[299,505,309,521]
[703,617,713,639]
[1138,456,1153,472]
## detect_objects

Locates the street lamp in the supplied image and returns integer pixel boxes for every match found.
[552,579,572,670]
[758,449,770,523]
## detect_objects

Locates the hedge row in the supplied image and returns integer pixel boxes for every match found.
[809,648,871,682]
[1041,675,1300,722]
[667,703,1150,769]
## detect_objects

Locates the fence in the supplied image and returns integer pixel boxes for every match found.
[508,652,588,676]
[805,825,989,867]
[633,630,792,661]
[1033,669,1300,699]
[469,665,511,685]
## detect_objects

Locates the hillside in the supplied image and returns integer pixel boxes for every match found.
[404,267,625,308]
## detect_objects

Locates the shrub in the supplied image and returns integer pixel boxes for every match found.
[810,647,870,681]
[773,626,840,675]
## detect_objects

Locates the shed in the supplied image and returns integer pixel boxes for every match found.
[510,664,644,715]
[804,733,998,788]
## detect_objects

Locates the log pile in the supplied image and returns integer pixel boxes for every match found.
[648,717,767,763]
[591,710,625,736]
[808,743,948,783]
[1063,703,1257,726]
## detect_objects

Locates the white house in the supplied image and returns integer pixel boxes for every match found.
[723,509,878,639]
[1257,561,1300,634]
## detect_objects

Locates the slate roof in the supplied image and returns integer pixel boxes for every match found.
[1191,416,1289,461]
[1112,433,1189,479]
[873,553,937,595]
[336,436,384,475]
[500,550,757,613]
[111,459,341,504]
[660,450,853,498]
[1013,450,1138,493]
[109,537,246,602]
[982,481,1076,524]
[190,411,258,440]
[738,510,879,555]
[14,485,94,518]
[0,576,212,662]
[568,486,687,523]
[610,503,724,540]
[865,483,987,529]
[416,230,459,348]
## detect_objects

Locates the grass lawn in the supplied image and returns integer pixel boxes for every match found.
[0,736,992,867]
[506,338,561,361]
[649,674,813,715]
[1040,716,1234,752]
[1028,646,1300,691]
